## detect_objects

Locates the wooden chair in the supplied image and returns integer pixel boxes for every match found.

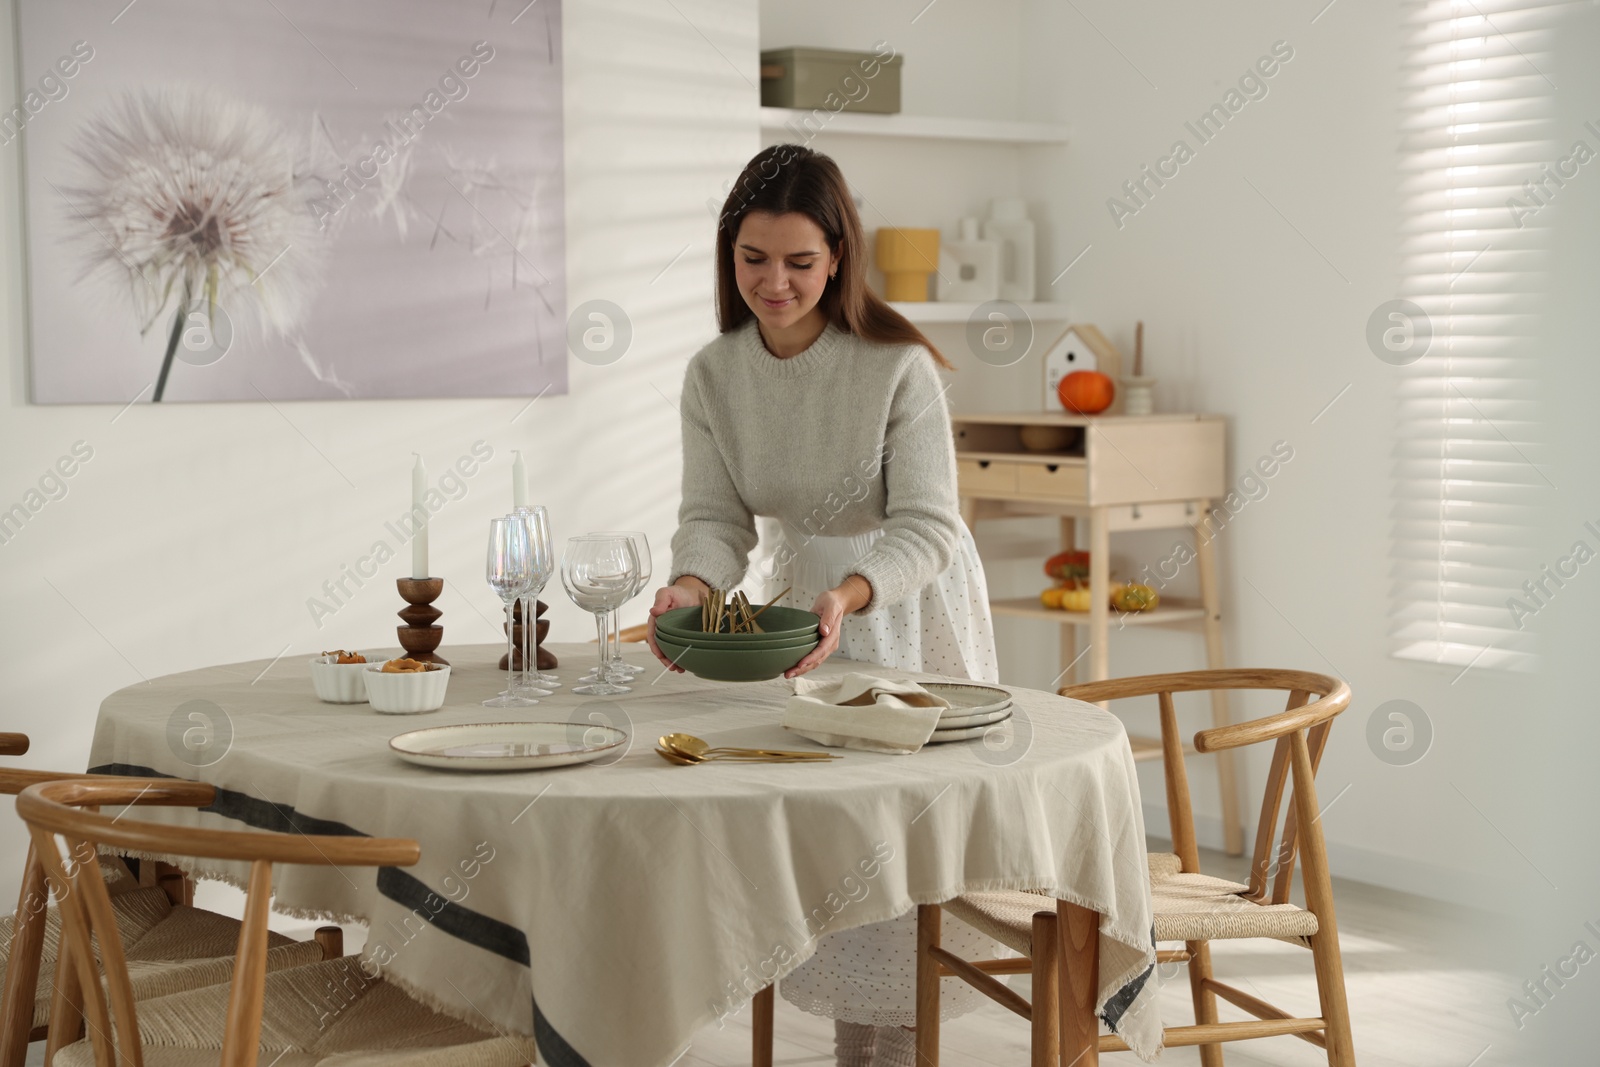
[913,669,1355,1067]
[0,740,337,1067]
[17,776,538,1067]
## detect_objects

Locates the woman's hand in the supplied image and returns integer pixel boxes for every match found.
[785,575,872,679]
[646,577,709,671]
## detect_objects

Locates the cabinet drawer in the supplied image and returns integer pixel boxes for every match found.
[1016,462,1087,501]
[957,458,1018,494]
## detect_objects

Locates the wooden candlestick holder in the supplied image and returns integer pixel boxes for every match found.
[499,599,558,671]
[396,578,448,665]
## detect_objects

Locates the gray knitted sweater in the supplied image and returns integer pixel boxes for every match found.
[668,318,961,610]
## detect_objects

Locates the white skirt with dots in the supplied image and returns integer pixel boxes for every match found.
[773,521,1006,1026]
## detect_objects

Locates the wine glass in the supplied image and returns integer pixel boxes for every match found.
[511,506,556,697]
[603,531,651,680]
[484,516,536,707]
[526,506,563,688]
[578,531,651,683]
[561,535,638,697]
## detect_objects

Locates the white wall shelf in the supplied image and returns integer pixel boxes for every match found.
[760,107,1070,146]
[889,301,1070,324]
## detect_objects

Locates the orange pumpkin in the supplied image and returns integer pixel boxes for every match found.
[1058,370,1115,414]
[1044,550,1090,582]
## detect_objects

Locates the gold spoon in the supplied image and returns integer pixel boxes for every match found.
[657,746,819,765]
[660,733,839,762]
[660,733,827,761]
[658,738,827,764]
[657,738,782,763]
[657,745,763,765]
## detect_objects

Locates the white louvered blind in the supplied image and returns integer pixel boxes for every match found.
[1390,0,1564,673]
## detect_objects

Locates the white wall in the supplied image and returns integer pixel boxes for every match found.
[1011,0,1546,909]
[763,0,1538,911]
[1516,7,1600,1057]
[0,0,758,905]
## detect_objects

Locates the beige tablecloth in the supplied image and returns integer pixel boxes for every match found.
[87,643,1160,1066]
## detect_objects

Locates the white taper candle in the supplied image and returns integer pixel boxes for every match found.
[411,453,429,579]
[512,450,528,508]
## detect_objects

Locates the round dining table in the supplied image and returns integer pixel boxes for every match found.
[86,642,1161,1067]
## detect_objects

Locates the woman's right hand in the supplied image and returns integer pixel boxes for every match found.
[646,579,708,671]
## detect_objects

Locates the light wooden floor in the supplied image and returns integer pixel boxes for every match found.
[680,844,1512,1067]
[33,844,1510,1067]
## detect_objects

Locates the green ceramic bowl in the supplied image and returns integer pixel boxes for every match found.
[657,630,818,652]
[654,632,818,682]
[655,605,820,644]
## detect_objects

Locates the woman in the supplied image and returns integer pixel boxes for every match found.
[645,145,1001,1066]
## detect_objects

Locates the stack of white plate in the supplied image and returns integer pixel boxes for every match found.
[920,682,1013,744]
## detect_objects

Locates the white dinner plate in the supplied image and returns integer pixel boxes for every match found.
[934,704,1014,729]
[389,722,628,771]
[926,713,1015,744]
[920,682,1013,720]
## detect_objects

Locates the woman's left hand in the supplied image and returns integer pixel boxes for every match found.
[784,576,872,679]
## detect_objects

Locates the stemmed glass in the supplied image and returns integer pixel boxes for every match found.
[561,535,639,697]
[606,531,651,681]
[511,506,557,698]
[578,531,652,683]
[483,516,536,708]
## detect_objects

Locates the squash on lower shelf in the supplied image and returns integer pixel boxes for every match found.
[1110,582,1160,612]
[1040,584,1093,612]
[1038,580,1158,613]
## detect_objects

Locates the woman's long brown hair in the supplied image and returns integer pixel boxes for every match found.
[714,145,953,369]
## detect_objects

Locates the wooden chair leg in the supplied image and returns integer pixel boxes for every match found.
[154,861,192,907]
[1058,901,1098,1067]
[1291,726,1356,1066]
[752,984,774,1067]
[916,905,942,1067]
[1311,929,1356,1067]
[1031,912,1060,1067]
[1186,941,1224,1067]
[314,926,344,960]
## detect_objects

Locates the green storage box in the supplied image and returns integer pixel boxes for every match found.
[760,47,902,115]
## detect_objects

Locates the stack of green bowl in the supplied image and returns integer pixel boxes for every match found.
[653,605,821,682]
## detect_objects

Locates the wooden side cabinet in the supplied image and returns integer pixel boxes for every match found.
[955,412,1244,855]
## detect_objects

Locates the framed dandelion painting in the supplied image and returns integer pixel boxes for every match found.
[15,0,566,403]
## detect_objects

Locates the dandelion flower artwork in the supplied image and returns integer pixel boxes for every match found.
[441,151,553,316]
[62,87,328,400]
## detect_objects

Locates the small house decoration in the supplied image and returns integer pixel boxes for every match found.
[1042,324,1122,412]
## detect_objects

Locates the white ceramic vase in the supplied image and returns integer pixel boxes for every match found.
[1120,377,1157,416]
[935,218,1000,302]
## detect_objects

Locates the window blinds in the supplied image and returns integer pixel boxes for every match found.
[1391,0,1564,672]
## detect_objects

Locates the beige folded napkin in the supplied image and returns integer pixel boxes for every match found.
[782,673,952,754]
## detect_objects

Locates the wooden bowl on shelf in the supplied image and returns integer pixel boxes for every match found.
[1018,425,1082,453]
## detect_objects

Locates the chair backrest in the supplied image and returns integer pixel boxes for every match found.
[1060,669,1350,907]
[16,778,421,1067]
[0,742,122,1067]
